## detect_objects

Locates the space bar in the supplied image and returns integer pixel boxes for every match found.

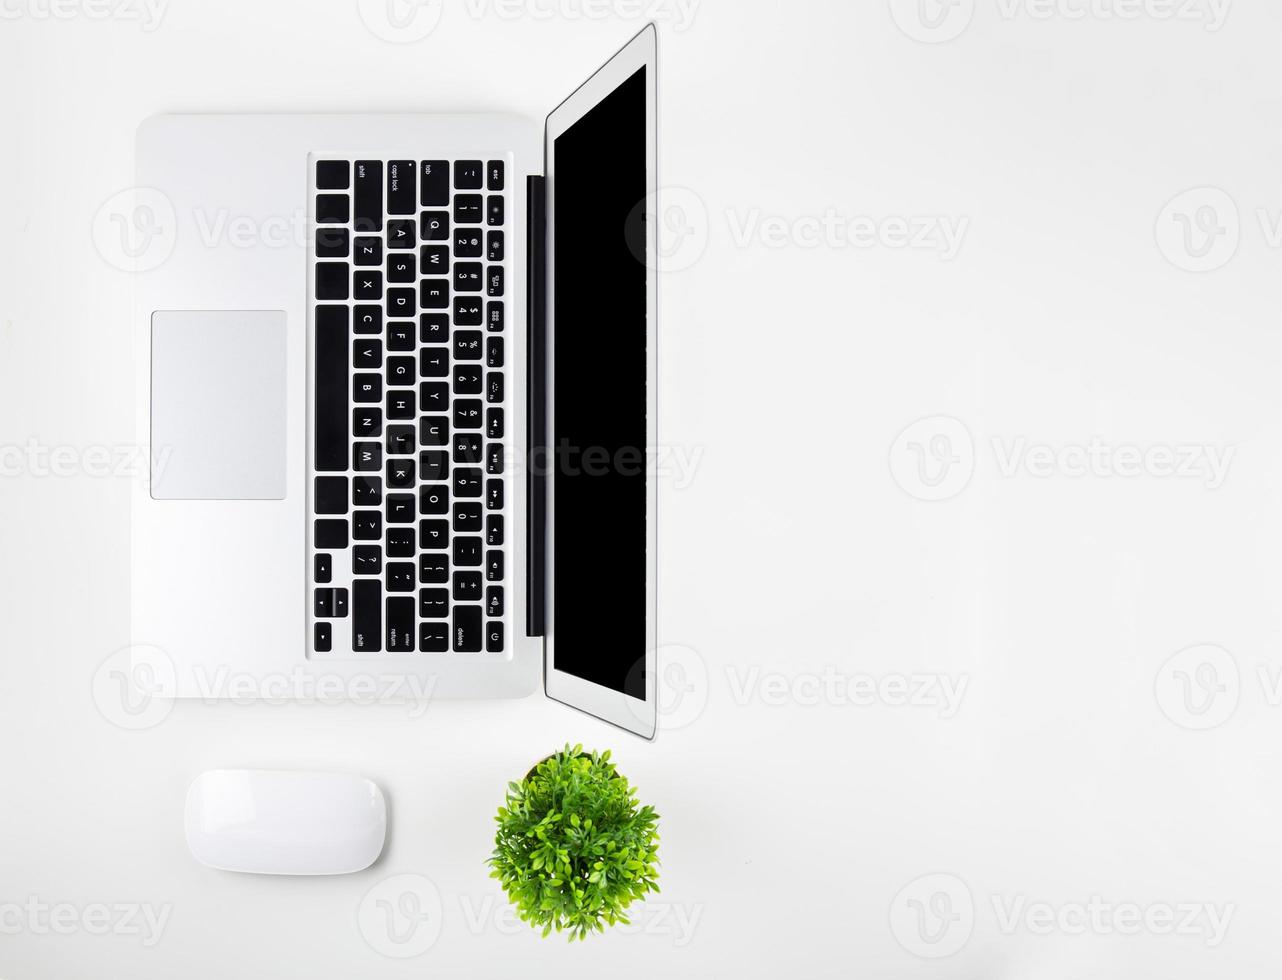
[314,306,348,471]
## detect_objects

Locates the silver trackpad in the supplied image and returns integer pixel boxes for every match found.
[151,311,287,500]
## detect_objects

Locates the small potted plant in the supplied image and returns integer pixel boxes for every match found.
[489,744,661,940]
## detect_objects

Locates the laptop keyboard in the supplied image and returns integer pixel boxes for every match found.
[309,157,508,656]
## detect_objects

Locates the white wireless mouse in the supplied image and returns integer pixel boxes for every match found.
[185,769,387,875]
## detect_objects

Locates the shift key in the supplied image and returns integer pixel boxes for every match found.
[354,160,382,232]
[353,580,382,652]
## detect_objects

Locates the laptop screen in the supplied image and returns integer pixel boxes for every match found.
[552,64,648,700]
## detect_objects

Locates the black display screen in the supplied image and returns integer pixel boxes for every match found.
[552,65,648,699]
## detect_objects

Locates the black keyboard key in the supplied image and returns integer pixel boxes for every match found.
[354,160,382,232]
[354,237,382,266]
[314,587,348,618]
[315,553,332,583]
[387,218,416,250]
[486,408,503,439]
[486,372,503,403]
[316,262,348,300]
[354,441,382,472]
[386,597,415,651]
[454,195,482,223]
[487,195,504,227]
[354,373,382,404]
[354,270,382,301]
[453,365,482,394]
[455,161,483,189]
[388,287,416,318]
[486,479,504,510]
[420,621,449,652]
[453,573,482,603]
[486,621,503,654]
[353,545,382,575]
[454,332,482,361]
[315,476,348,514]
[454,536,482,566]
[420,552,449,583]
[354,337,382,370]
[486,160,504,191]
[420,450,448,481]
[486,514,503,546]
[353,475,382,506]
[315,306,348,471]
[387,561,415,593]
[486,443,503,474]
[388,321,415,351]
[420,416,449,447]
[421,210,449,240]
[486,585,503,617]
[421,279,449,309]
[455,297,482,325]
[486,301,504,332]
[420,314,449,345]
[455,228,482,257]
[353,580,382,652]
[486,336,503,367]
[487,230,504,261]
[387,356,415,387]
[455,468,482,498]
[387,527,416,557]
[388,253,415,283]
[316,160,349,190]
[420,381,449,413]
[420,347,448,377]
[421,161,449,206]
[354,510,382,540]
[486,550,503,581]
[420,483,449,515]
[421,244,449,274]
[386,425,415,456]
[355,305,382,334]
[454,502,482,532]
[314,622,332,652]
[454,262,482,292]
[387,160,416,215]
[487,266,503,296]
[387,389,415,420]
[315,519,348,549]
[354,406,382,438]
[454,399,483,429]
[420,519,448,549]
[316,194,349,224]
[453,433,482,463]
[387,457,415,488]
[316,227,348,257]
[420,588,449,618]
[386,493,415,524]
[453,605,482,651]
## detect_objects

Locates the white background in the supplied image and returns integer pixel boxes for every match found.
[2,0,1281,976]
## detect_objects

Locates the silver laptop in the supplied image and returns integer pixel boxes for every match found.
[130,27,659,738]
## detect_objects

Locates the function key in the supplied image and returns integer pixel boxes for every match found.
[487,195,504,226]
[455,160,483,189]
[486,336,503,367]
[486,160,504,191]
[486,621,503,654]
[485,514,503,546]
[486,301,504,332]
[316,160,350,190]
[486,586,503,617]
[487,231,504,262]
[421,161,449,206]
[486,550,503,581]
[387,160,416,215]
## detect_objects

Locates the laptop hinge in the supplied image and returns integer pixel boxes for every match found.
[525,174,547,638]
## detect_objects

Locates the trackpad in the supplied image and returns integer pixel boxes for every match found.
[152,311,287,500]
